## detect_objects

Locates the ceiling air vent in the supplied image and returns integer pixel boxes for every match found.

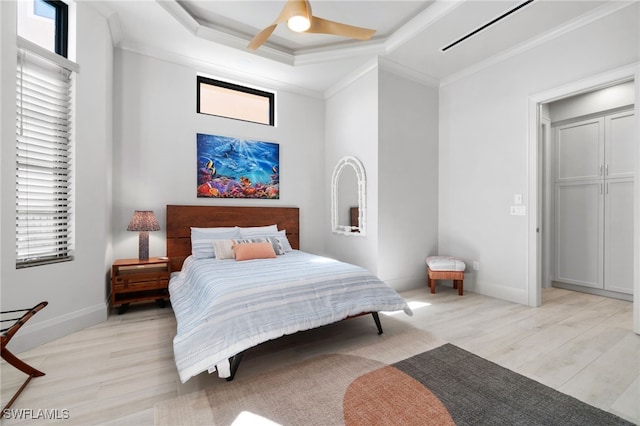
[441,0,535,52]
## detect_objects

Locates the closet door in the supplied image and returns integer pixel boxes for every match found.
[554,181,604,288]
[604,110,634,294]
[604,178,634,294]
[553,118,604,288]
[555,118,604,182]
[605,111,635,179]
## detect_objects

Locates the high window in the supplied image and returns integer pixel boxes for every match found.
[16,0,76,268]
[17,0,68,57]
[197,76,275,126]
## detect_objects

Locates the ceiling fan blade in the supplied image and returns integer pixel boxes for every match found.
[247,0,311,50]
[247,24,278,50]
[307,16,376,40]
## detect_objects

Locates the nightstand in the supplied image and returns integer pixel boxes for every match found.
[111,257,171,314]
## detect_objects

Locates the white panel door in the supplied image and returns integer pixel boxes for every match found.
[604,178,634,294]
[555,118,603,182]
[554,182,603,289]
[605,111,636,179]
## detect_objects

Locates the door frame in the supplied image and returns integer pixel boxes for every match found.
[527,63,640,334]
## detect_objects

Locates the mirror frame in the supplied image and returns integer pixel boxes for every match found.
[331,156,366,236]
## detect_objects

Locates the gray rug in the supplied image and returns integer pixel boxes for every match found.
[393,343,634,425]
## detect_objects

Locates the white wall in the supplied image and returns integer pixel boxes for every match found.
[325,67,379,273]
[378,68,439,291]
[112,49,326,259]
[438,3,639,304]
[0,2,113,351]
[324,64,439,292]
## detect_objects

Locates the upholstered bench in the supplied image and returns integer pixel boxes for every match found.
[426,256,466,296]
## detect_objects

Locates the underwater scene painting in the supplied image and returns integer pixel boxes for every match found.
[197,133,280,199]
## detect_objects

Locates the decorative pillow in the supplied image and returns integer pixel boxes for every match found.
[276,230,293,252]
[232,237,285,256]
[191,227,240,258]
[211,239,235,260]
[255,230,293,252]
[238,225,278,238]
[265,237,287,255]
[233,242,277,261]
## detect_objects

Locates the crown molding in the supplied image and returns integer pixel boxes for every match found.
[323,56,440,100]
[294,40,386,66]
[83,1,123,47]
[324,57,379,99]
[156,0,199,34]
[384,0,464,54]
[378,57,440,88]
[107,13,123,48]
[194,25,295,66]
[440,0,637,87]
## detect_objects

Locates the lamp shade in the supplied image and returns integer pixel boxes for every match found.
[127,211,160,232]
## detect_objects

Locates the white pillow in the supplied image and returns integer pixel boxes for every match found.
[211,239,235,260]
[238,225,278,238]
[191,227,240,258]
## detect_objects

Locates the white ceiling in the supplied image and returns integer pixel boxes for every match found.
[93,0,626,96]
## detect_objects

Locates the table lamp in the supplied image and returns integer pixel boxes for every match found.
[127,210,160,261]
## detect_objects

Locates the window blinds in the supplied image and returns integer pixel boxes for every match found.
[16,48,73,267]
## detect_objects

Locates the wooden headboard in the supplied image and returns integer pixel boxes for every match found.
[166,205,300,271]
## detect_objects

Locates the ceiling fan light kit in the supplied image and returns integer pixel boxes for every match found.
[288,15,311,32]
[247,0,376,50]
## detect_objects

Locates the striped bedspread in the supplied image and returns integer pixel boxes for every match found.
[169,250,413,382]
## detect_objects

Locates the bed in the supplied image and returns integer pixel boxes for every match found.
[166,205,412,382]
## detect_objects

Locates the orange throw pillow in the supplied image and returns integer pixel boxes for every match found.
[233,242,277,261]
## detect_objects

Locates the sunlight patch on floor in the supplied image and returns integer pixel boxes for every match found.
[232,411,281,426]
[381,300,431,316]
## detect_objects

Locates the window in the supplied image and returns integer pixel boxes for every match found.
[197,76,275,126]
[17,0,68,58]
[15,1,75,268]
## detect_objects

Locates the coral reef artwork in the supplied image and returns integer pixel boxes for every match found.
[196,133,280,199]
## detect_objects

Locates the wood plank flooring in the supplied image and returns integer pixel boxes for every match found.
[1,287,638,425]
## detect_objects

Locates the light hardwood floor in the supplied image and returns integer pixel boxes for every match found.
[1,287,638,425]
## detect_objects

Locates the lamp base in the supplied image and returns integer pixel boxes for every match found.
[138,231,150,261]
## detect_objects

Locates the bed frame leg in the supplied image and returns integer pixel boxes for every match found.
[372,312,383,335]
[226,352,244,382]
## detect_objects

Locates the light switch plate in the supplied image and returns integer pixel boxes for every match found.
[514,194,523,205]
[510,205,526,216]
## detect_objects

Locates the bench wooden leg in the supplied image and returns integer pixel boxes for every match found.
[454,279,464,296]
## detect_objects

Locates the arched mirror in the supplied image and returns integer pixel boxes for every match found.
[331,156,366,236]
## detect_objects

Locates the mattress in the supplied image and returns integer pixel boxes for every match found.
[169,250,412,382]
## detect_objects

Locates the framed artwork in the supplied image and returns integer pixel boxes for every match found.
[196,133,280,199]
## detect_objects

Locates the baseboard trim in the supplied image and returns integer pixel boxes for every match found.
[471,280,529,305]
[552,281,633,302]
[6,302,108,353]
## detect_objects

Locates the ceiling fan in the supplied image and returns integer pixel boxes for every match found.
[247,0,376,50]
